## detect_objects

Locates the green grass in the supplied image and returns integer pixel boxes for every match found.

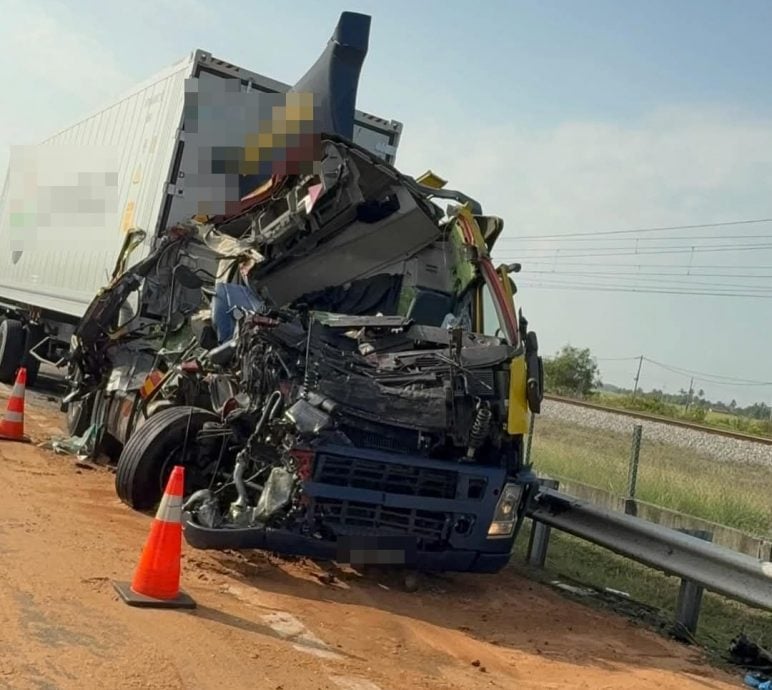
[519,415,772,663]
[512,524,772,658]
[593,392,772,438]
[706,410,736,424]
[531,416,772,536]
[707,411,772,436]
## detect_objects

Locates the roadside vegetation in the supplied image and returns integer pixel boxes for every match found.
[531,415,772,535]
[525,346,772,667]
[543,344,772,438]
[595,389,772,436]
[512,525,772,660]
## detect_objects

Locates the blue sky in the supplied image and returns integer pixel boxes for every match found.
[2,0,772,404]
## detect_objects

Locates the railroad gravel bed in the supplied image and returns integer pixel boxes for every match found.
[540,399,772,468]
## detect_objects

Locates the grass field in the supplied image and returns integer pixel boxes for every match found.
[705,409,739,425]
[530,416,772,536]
[522,415,772,660]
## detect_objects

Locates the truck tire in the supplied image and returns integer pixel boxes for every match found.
[64,361,93,437]
[115,405,219,511]
[23,354,40,388]
[0,319,25,384]
[22,325,42,387]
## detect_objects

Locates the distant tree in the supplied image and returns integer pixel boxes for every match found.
[730,399,737,412]
[543,345,600,398]
[744,402,772,421]
[698,389,705,399]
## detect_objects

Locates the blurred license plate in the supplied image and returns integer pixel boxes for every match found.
[336,535,418,565]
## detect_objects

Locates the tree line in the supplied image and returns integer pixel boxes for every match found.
[544,345,772,424]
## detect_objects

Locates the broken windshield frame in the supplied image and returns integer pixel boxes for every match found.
[449,272,519,347]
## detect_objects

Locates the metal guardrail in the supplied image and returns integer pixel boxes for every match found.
[527,488,772,613]
[544,393,772,446]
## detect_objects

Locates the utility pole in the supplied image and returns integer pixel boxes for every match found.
[685,377,694,412]
[632,355,643,400]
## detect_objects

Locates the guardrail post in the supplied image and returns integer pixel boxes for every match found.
[527,479,559,568]
[625,425,643,516]
[674,529,713,638]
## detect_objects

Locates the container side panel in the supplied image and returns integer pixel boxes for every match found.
[0,64,190,317]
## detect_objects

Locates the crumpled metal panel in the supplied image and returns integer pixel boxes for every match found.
[105,348,156,392]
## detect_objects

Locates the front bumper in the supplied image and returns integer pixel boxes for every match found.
[182,516,513,573]
[182,443,536,574]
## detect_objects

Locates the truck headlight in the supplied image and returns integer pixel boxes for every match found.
[487,483,524,538]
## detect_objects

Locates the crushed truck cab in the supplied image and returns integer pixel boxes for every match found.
[176,135,544,572]
[63,11,543,573]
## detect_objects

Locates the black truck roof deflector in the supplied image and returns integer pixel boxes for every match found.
[237,11,371,200]
[289,11,371,141]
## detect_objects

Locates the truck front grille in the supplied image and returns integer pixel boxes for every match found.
[314,452,458,499]
[313,499,450,543]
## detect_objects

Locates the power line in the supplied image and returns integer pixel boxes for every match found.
[641,358,772,387]
[511,242,772,255]
[518,275,768,291]
[519,271,772,291]
[517,269,772,288]
[587,354,772,392]
[519,274,772,291]
[644,359,771,384]
[499,233,772,243]
[516,280,772,298]
[498,244,772,260]
[509,260,772,269]
[518,279,772,297]
[519,269,772,279]
[513,242,772,251]
[511,217,772,241]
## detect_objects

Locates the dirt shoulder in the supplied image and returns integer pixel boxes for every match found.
[0,384,743,690]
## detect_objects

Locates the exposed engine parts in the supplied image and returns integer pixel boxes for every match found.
[181,304,529,535]
[466,403,493,460]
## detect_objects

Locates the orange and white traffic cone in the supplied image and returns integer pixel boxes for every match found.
[113,465,196,609]
[0,367,30,443]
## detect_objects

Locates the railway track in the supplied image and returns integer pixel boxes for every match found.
[544,393,772,446]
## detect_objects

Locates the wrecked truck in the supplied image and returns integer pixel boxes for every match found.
[71,133,545,573]
[180,163,545,573]
[63,11,544,573]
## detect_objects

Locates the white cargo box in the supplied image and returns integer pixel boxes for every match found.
[0,49,403,319]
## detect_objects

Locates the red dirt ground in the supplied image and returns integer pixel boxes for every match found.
[0,383,743,689]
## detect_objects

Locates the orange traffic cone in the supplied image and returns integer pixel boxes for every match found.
[113,466,196,609]
[0,367,30,443]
